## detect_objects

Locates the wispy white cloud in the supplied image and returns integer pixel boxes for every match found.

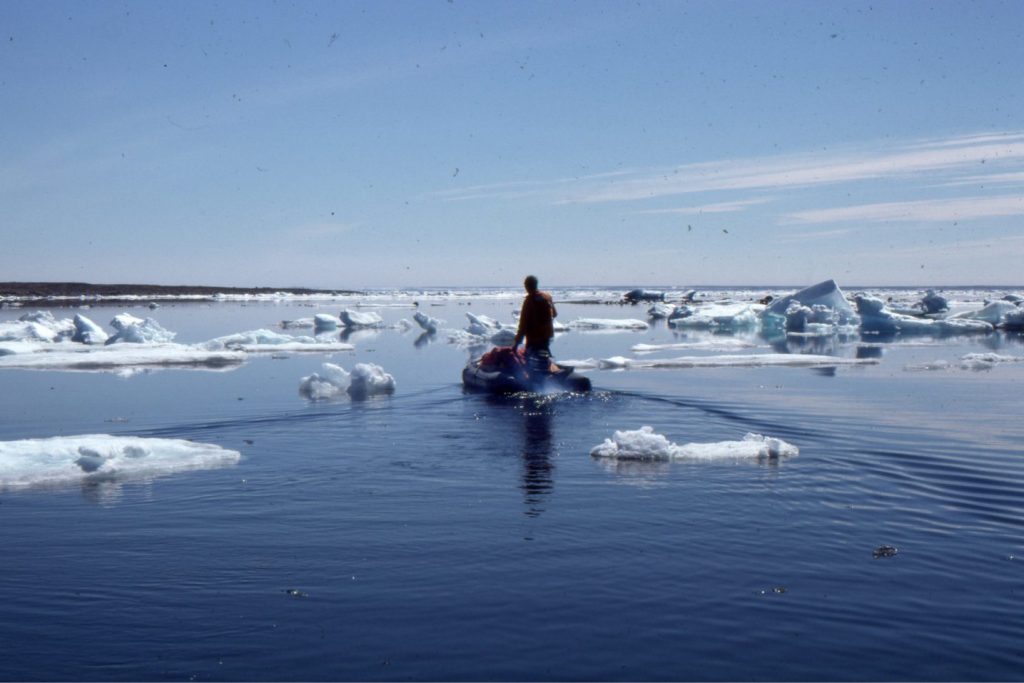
[426,131,1024,208]
[784,195,1024,224]
[636,197,773,215]
[557,133,1024,204]
[939,171,1024,188]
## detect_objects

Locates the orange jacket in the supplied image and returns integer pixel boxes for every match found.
[514,291,557,347]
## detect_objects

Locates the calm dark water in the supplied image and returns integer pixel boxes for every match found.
[1,296,1023,680]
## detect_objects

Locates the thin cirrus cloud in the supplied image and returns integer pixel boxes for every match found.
[784,195,1024,224]
[635,197,773,215]
[431,131,1024,207]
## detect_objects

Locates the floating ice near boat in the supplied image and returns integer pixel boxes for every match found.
[590,426,798,461]
[202,329,354,353]
[568,318,649,330]
[464,313,515,345]
[340,309,384,328]
[597,353,878,369]
[299,362,395,400]
[856,295,993,334]
[0,434,240,491]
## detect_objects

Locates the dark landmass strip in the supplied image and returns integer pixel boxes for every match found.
[0,282,360,300]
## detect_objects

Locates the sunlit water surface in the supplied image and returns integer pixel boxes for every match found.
[1,292,1023,681]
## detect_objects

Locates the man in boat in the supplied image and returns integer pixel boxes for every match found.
[511,275,557,377]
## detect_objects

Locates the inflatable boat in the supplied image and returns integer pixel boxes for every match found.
[462,347,591,394]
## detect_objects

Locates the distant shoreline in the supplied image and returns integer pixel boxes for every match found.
[0,282,361,302]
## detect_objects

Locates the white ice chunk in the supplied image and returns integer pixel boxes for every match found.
[647,303,678,319]
[668,303,763,330]
[919,289,949,314]
[106,314,176,344]
[348,362,396,398]
[631,339,757,353]
[280,317,315,329]
[0,311,75,343]
[413,311,440,334]
[71,314,109,344]
[313,313,342,331]
[856,295,994,334]
[766,279,858,324]
[597,353,878,369]
[950,300,1018,326]
[590,426,798,461]
[0,343,245,371]
[1002,308,1024,330]
[203,329,354,353]
[0,435,240,491]
[299,362,395,399]
[568,318,649,330]
[299,362,351,399]
[465,312,504,335]
[340,309,384,328]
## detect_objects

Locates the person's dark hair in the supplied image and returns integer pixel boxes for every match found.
[524,275,538,292]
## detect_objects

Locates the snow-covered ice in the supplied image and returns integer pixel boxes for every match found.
[106,314,176,344]
[299,362,395,400]
[630,339,757,353]
[765,279,859,324]
[590,426,798,461]
[340,309,385,328]
[856,295,994,334]
[596,353,878,370]
[668,302,763,331]
[314,313,342,331]
[0,343,246,371]
[414,311,441,334]
[0,434,240,491]
[72,314,109,344]
[202,329,355,353]
[568,318,649,330]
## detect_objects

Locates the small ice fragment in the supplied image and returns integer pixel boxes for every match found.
[348,362,396,398]
[313,313,342,331]
[590,426,798,461]
[569,318,649,330]
[413,311,440,334]
[340,309,384,328]
[72,314,109,344]
[298,362,351,399]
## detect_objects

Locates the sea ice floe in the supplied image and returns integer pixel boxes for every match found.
[299,362,395,400]
[280,317,315,329]
[668,302,764,331]
[590,426,798,461]
[0,434,241,491]
[414,311,441,334]
[464,313,516,345]
[907,353,1024,372]
[202,329,354,353]
[106,314,176,344]
[568,318,649,331]
[0,343,246,371]
[340,309,384,328]
[647,303,678,319]
[72,314,108,344]
[314,313,342,331]
[949,300,1019,327]
[856,295,994,334]
[631,339,757,353]
[596,353,878,369]
[0,311,76,343]
[765,279,859,325]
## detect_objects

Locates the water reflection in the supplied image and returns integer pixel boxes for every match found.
[519,407,554,518]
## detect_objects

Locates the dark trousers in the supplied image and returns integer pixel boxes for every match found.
[525,340,552,375]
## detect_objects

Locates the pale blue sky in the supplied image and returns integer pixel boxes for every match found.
[2,0,1022,288]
